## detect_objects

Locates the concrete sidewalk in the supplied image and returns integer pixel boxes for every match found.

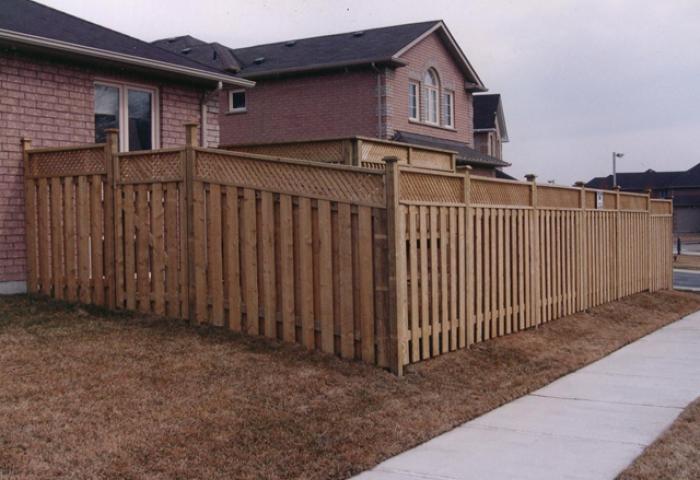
[354,311,700,480]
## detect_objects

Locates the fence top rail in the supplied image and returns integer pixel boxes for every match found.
[27,143,106,154]
[398,164,465,179]
[471,175,534,188]
[650,198,673,204]
[195,147,386,176]
[116,147,185,157]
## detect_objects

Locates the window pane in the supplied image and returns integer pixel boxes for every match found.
[408,83,417,119]
[128,89,152,151]
[231,91,246,110]
[94,84,119,143]
[428,89,438,123]
[442,92,453,126]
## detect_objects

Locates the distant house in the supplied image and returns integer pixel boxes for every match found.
[586,164,700,233]
[473,94,508,161]
[154,21,511,175]
[0,0,253,293]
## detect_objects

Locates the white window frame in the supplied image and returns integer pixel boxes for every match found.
[94,80,160,152]
[408,81,420,121]
[442,90,454,128]
[424,69,439,125]
[229,89,247,113]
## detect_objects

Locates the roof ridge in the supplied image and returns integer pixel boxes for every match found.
[230,19,441,52]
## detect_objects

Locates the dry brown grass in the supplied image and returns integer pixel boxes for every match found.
[674,254,700,270]
[1,291,699,480]
[618,397,700,480]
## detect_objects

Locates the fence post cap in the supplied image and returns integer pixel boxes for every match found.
[614,185,622,191]
[104,128,119,134]
[383,156,399,164]
[574,181,585,187]
[525,174,537,182]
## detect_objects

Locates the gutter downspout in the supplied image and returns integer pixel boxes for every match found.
[371,62,383,139]
[200,81,223,147]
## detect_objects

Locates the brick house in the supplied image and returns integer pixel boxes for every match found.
[587,164,700,234]
[154,21,511,175]
[0,0,252,293]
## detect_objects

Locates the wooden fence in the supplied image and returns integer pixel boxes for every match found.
[23,126,673,374]
[220,136,456,172]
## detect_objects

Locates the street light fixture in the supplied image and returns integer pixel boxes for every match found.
[612,152,624,188]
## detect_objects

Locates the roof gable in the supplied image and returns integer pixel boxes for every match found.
[0,0,251,86]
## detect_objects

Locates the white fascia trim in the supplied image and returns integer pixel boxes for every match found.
[391,21,485,90]
[0,28,254,88]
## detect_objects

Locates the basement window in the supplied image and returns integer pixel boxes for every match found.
[229,89,247,112]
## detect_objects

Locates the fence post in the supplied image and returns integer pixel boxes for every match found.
[614,186,621,300]
[464,166,473,347]
[575,181,586,311]
[645,188,653,292]
[21,138,37,294]
[184,123,199,324]
[525,174,540,327]
[103,129,119,309]
[384,156,405,375]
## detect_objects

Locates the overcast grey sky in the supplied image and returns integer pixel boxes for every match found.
[41,0,700,184]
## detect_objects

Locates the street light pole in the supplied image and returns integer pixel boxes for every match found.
[612,152,624,188]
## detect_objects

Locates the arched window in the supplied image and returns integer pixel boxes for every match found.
[424,69,439,124]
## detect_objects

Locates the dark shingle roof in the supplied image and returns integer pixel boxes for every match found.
[473,94,500,130]
[586,164,700,191]
[393,131,510,168]
[227,21,438,77]
[155,21,438,78]
[0,0,247,84]
[495,169,516,180]
[154,20,484,85]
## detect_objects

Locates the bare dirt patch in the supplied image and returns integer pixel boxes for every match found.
[1,290,699,480]
[618,396,700,480]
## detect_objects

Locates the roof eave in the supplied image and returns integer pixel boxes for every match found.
[0,28,254,88]
[240,57,407,79]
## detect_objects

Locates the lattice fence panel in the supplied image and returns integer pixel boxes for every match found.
[399,170,463,203]
[470,178,531,206]
[409,149,453,171]
[538,185,580,209]
[27,146,105,178]
[619,194,648,211]
[361,141,408,164]
[585,191,597,209]
[196,151,386,207]
[603,192,616,209]
[118,150,184,183]
[650,199,672,215]
[223,141,347,164]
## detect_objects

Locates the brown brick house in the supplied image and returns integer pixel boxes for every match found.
[0,0,252,293]
[154,21,510,174]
